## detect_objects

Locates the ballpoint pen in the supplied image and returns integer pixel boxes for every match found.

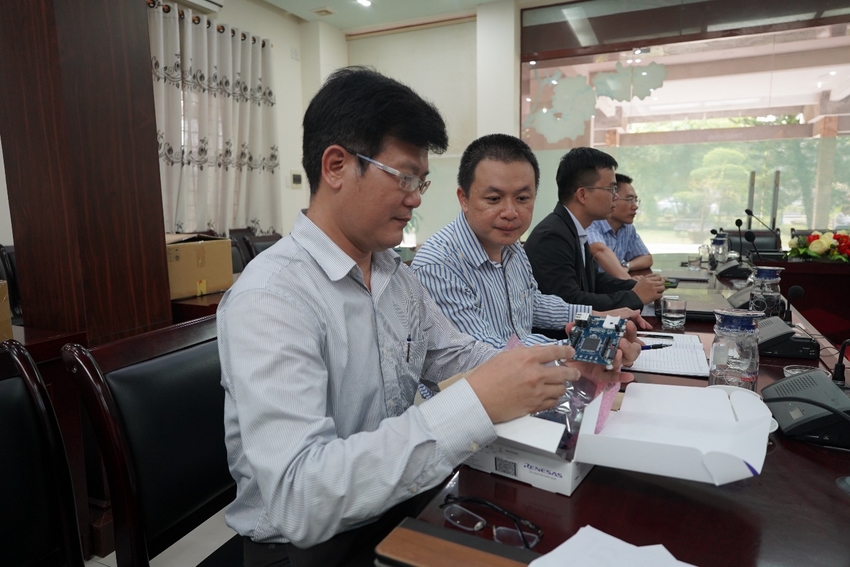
[406,334,411,362]
[637,333,676,339]
[641,343,673,350]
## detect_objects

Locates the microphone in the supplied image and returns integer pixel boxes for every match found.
[783,285,804,324]
[833,339,850,387]
[735,219,744,262]
[745,230,763,263]
[745,209,780,236]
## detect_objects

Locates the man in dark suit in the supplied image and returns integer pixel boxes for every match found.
[524,147,665,311]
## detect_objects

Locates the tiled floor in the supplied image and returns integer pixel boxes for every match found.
[84,507,237,567]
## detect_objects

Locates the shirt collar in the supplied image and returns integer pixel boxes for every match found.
[290,210,400,282]
[563,205,588,240]
[455,211,522,267]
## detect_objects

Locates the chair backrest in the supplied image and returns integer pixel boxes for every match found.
[0,339,84,567]
[61,316,234,567]
[230,239,245,274]
[0,244,23,320]
[228,227,255,266]
[243,233,282,260]
[790,228,831,240]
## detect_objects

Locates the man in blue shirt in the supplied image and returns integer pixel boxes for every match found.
[412,134,648,347]
[587,173,653,279]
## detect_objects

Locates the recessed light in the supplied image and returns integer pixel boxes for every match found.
[525,97,531,102]
[641,72,647,76]
[357,0,371,6]
[530,60,537,65]
[542,108,548,113]
[817,81,822,88]
[551,80,558,85]
[635,58,641,63]
[626,59,633,64]
[634,48,641,54]
[830,71,837,76]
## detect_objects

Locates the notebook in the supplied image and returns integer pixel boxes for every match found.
[627,333,709,378]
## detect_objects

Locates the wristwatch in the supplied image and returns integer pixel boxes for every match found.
[621,259,630,270]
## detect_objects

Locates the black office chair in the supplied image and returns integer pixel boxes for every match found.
[0,244,23,325]
[61,316,240,567]
[727,229,782,256]
[228,227,255,267]
[243,233,282,261]
[0,339,85,567]
[230,239,246,274]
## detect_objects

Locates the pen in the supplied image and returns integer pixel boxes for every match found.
[638,333,675,339]
[406,334,411,362]
[642,343,672,350]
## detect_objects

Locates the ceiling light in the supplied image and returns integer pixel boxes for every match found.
[530,61,537,65]
[551,80,558,85]
[357,0,371,6]
[626,59,633,64]
[635,58,641,63]
[817,81,822,88]
[542,108,548,113]
[830,71,837,76]
[641,72,647,76]
[634,49,641,54]
[525,97,531,102]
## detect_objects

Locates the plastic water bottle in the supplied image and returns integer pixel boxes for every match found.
[749,266,784,317]
[708,309,764,392]
[711,237,728,263]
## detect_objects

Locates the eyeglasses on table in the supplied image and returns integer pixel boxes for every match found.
[439,494,543,550]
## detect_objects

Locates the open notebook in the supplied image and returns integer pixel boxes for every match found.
[626,333,710,378]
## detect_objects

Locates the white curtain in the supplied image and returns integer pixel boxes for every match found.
[148,1,281,235]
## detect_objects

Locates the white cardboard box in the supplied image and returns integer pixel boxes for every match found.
[575,383,772,485]
[466,383,772,496]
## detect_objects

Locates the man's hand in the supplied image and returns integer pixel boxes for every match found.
[465,343,579,424]
[632,273,665,304]
[594,307,651,330]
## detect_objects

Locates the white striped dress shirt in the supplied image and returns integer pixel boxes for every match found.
[411,212,592,348]
[217,212,498,547]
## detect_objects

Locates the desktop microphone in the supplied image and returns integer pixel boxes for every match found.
[745,209,780,236]
[745,230,763,262]
[783,285,804,324]
[833,339,850,387]
[735,219,744,261]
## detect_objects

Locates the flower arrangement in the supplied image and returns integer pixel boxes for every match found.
[787,230,850,262]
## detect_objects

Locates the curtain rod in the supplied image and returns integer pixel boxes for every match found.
[145,0,270,47]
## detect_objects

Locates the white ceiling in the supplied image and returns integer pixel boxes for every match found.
[262,0,510,35]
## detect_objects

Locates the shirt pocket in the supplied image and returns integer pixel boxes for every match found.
[395,337,427,403]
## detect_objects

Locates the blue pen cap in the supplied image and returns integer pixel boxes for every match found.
[713,308,764,331]
[754,266,784,280]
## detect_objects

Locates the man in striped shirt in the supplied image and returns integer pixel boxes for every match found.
[412,134,648,348]
[587,173,653,280]
[218,68,641,567]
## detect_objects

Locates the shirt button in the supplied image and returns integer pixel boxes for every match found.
[410,485,419,493]
[470,442,480,452]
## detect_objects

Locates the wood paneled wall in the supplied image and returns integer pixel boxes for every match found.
[0,0,172,346]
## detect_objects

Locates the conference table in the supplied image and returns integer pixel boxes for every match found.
[380,257,850,567]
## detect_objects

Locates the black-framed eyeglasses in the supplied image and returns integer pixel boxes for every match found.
[439,494,543,549]
[344,148,431,195]
[581,184,619,199]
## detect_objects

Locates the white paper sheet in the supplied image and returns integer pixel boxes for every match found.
[627,332,709,377]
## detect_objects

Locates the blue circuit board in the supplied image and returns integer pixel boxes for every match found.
[566,313,626,369]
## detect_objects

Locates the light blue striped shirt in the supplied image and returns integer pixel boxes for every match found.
[411,212,592,348]
[587,220,650,272]
[218,211,498,547]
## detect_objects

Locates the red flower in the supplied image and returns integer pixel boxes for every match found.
[807,234,819,243]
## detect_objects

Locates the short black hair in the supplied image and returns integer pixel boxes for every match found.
[555,147,618,203]
[302,66,449,194]
[457,134,540,197]
[615,173,632,185]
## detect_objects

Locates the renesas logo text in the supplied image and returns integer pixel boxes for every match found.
[523,462,563,479]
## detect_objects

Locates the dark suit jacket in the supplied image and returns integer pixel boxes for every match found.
[525,204,642,311]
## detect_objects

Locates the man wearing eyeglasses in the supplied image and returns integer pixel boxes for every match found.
[587,173,653,280]
[217,68,640,567]
[524,147,665,311]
